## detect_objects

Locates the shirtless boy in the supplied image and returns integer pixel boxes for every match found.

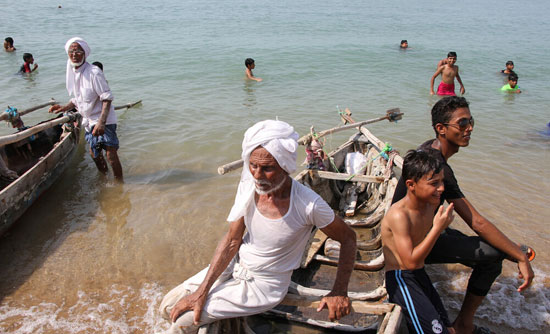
[382,149,456,334]
[501,60,514,75]
[245,58,262,82]
[431,52,465,96]
[4,37,16,52]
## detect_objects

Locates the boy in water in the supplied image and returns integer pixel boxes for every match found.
[431,52,465,96]
[501,73,521,93]
[382,149,456,334]
[245,58,262,82]
[19,53,38,73]
[501,60,514,74]
[4,37,16,52]
[92,61,103,71]
[400,40,408,49]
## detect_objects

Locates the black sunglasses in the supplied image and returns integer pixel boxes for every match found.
[444,117,474,130]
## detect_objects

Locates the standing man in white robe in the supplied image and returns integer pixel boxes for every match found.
[49,37,123,181]
[159,120,357,333]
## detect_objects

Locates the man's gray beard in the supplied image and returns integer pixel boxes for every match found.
[70,59,84,68]
[255,176,287,195]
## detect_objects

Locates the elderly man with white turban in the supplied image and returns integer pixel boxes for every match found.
[49,37,123,181]
[158,120,357,333]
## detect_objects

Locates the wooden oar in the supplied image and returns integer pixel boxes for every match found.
[0,99,57,122]
[0,113,79,147]
[114,100,142,110]
[217,109,403,175]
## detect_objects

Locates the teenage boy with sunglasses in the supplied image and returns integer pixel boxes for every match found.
[391,96,534,334]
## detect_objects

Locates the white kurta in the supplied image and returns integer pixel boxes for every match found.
[159,180,334,333]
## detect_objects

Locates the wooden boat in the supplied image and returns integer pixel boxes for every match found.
[0,107,82,236]
[0,99,141,236]
[212,110,405,333]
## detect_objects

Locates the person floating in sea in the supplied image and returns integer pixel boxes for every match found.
[400,39,408,49]
[158,120,356,334]
[4,37,16,52]
[49,37,123,181]
[431,52,465,96]
[501,73,521,93]
[501,60,514,75]
[19,53,38,73]
[391,96,535,334]
[92,61,103,71]
[245,58,262,82]
[383,149,456,334]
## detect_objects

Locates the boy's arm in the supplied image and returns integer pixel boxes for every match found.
[246,68,262,82]
[32,64,38,72]
[391,204,454,269]
[430,67,443,95]
[455,67,465,94]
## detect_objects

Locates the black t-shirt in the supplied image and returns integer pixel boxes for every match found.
[391,139,464,205]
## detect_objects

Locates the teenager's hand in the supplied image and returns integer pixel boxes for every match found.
[430,91,435,95]
[516,259,534,292]
[460,86,465,95]
[433,203,454,231]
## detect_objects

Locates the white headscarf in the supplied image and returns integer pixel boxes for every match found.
[65,37,91,96]
[227,120,299,222]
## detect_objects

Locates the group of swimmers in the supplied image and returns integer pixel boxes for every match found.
[4,36,105,74]
[399,41,521,95]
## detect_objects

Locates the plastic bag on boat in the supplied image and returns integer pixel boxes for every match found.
[345,152,367,175]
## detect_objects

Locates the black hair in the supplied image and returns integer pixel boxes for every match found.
[23,53,33,62]
[401,40,407,44]
[245,58,255,67]
[431,96,470,136]
[92,61,103,71]
[447,51,457,58]
[508,73,518,81]
[506,60,514,66]
[402,149,443,183]
[5,37,14,45]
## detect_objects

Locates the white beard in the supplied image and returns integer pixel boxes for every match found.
[70,59,84,68]
[254,176,287,195]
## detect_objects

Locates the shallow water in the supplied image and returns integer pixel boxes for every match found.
[1,0,549,332]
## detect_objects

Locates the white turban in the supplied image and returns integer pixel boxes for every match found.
[227,120,299,222]
[65,37,91,96]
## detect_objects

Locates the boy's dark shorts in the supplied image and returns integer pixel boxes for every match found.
[85,124,119,158]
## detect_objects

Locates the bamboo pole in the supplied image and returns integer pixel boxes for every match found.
[0,113,78,147]
[217,110,403,175]
[0,99,57,122]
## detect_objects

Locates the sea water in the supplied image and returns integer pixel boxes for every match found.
[0,0,549,332]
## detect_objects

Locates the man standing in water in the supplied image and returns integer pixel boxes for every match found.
[49,37,123,181]
[392,96,535,334]
[159,120,356,334]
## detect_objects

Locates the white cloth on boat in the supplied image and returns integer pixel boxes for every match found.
[227,119,299,222]
[63,38,116,132]
[159,180,334,333]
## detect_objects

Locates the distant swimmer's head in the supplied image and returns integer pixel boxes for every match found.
[4,37,14,48]
[403,149,444,203]
[508,73,518,87]
[400,40,408,48]
[92,61,103,71]
[505,60,514,71]
[245,58,255,69]
[23,53,34,63]
[65,37,90,68]
[432,96,473,147]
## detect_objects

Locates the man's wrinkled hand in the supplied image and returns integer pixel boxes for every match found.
[92,123,105,136]
[169,291,207,325]
[48,104,62,113]
[316,294,351,321]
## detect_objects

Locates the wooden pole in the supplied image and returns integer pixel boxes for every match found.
[114,100,142,110]
[217,109,404,175]
[0,113,78,147]
[0,99,57,122]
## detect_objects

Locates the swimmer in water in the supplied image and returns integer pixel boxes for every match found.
[245,58,262,82]
[501,60,514,75]
[400,40,408,49]
[4,37,16,52]
[501,73,521,93]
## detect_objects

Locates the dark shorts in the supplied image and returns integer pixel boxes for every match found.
[386,268,452,334]
[84,124,119,158]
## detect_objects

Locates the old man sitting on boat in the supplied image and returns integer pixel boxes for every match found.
[159,120,357,333]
